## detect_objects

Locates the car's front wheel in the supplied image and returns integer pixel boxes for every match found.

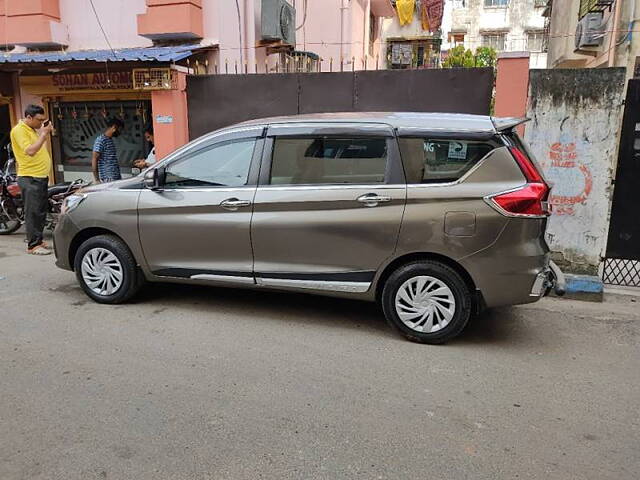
[74,234,144,304]
[381,261,472,344]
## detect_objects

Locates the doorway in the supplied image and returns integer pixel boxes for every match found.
[53,100,152,182]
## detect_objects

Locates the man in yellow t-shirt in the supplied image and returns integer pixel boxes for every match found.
[10,104,54,255]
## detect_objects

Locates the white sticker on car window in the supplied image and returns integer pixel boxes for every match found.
[448,141,467,160]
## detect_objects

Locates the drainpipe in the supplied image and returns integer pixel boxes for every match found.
[607,0,623,67]
[363,0,368,65]
[340,0,347,64]
[243,0,249,70]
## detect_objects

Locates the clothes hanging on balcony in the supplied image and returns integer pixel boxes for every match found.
[396,0,415,26]
[421,0,444,32]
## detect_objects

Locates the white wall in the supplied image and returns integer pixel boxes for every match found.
[59,0,151,50]
[524,68,627,274]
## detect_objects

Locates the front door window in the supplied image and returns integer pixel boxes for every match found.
[164,138,257,188]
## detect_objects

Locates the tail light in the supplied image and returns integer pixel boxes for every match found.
[486,147,550,218]
[7,183,21,198]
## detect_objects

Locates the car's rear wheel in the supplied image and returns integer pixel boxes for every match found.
[381,261,472,344]
[74,234,144,304]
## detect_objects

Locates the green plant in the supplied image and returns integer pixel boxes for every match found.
[474,46,497,68]
[442,45,476,68]
[442,45,497,68]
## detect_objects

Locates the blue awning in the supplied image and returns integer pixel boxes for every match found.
[0,44,204,64]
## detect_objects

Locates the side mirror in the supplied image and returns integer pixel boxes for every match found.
[143,167,164,190]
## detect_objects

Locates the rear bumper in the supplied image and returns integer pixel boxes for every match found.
[529,260,565,298]
[460,217,555,308]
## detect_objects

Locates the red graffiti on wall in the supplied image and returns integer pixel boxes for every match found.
[545,142,593,216]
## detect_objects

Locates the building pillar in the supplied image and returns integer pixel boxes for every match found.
[151,71,189,160]
[494,52,530,136]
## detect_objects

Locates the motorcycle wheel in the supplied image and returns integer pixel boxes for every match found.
[0,215,21,234]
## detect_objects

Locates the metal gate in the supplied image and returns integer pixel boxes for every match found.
[186,68,494,139]
[603,79,640,287]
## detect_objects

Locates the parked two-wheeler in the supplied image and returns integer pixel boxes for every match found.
[0,154,87,235]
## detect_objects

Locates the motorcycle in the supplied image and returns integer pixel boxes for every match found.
[0,149,87,235]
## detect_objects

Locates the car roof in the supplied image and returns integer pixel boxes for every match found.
[234,112,502,134]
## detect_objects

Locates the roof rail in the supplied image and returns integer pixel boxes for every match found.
[491,117,530,132]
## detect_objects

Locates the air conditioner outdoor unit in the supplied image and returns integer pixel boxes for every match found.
[575,12,604,49]
[261,0,296,46]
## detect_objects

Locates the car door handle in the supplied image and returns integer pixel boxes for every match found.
[357,193,392,207]
[220,198,252,210]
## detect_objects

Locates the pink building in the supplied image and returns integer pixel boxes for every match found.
[0,0,395,181]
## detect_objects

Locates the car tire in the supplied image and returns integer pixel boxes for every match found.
[381,261,472,344]
[74,234,144,304]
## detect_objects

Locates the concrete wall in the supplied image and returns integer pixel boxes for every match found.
[151,72,189,160]
[60,0,151,50]
[524,68,627,275]
[451,0,547,68]
[295,0,384,71]
[494,53,529,136]
[205,0,388,74]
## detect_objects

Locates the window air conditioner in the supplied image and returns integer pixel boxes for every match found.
[261,0,296,46]
[575,12,604,49]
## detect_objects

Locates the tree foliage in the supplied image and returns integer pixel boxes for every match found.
[443,45,497,68]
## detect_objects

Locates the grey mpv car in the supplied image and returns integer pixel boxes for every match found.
[53,113,564,344]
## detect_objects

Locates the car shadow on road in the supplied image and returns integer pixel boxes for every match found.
[454,307,528,346]
[132,282,526,345]
[135,282,392,336]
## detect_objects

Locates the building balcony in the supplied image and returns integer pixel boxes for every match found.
[0,0,67,47]
[137,0,203,41]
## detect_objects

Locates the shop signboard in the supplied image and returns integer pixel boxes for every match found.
[51,71,134,91]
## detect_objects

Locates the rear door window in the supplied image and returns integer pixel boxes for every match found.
[399,138,494,184]
[270,137,388,185]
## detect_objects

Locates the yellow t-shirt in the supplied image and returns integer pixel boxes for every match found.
[10,120,52,178]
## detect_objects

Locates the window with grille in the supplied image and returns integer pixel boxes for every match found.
[527,32,545,52]
[482,34,506,51]
[484,0,508,7]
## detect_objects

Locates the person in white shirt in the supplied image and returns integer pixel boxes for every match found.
[133,127,156,169]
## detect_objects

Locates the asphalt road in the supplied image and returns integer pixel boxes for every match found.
[1,232,639,479]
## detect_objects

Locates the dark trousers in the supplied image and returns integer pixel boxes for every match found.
[17,176,48,249]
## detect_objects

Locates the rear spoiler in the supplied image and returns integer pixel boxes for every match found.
[491,117,530,132]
